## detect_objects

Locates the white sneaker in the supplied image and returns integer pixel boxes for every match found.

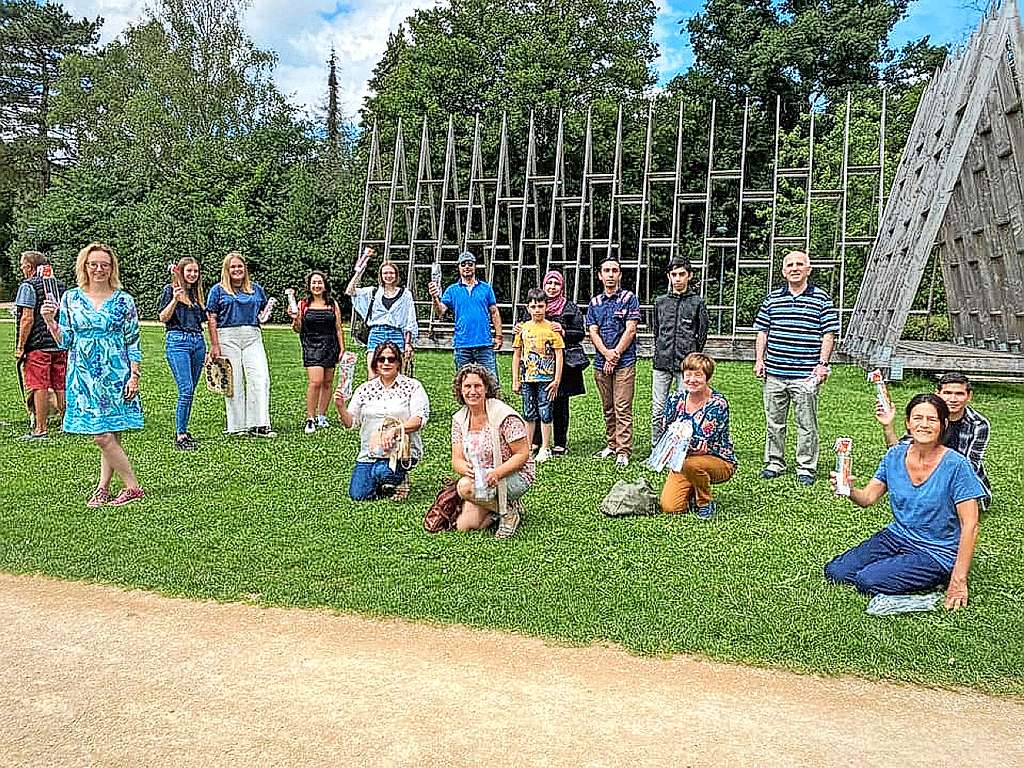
[615,454,629,469]
[304,419,316,435]
[535,447,552,463]
[316,415,330,429]
[594,447,615,459]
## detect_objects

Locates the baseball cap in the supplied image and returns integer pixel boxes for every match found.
[457,251,476,265]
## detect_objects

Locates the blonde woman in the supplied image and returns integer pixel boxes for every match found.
[158,256,207,450]
[39,242,144,507]
[206,252,274,437]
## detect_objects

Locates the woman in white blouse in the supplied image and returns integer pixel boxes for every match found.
[334,342,429,500]
[345,249,418,371]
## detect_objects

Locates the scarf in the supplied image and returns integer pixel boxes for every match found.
[542,270,567,317]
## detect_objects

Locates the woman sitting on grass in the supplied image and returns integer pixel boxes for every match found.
[659,352,737,519]
[825,393,983,609]
[333,342,428,501]
[450,364,535,539]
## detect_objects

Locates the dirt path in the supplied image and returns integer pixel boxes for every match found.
[0,573,1021,768]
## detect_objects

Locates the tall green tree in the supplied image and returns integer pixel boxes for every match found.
[687,0,911,113]
[0,0,99,294]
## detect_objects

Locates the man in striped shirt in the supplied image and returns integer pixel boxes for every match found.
[753,251,840,485]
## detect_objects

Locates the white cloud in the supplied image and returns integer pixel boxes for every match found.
[58,0,434,117]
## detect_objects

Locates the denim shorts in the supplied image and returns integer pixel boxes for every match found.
[520,381,553,423]
[469,469,532,504]
[367,325,406,350]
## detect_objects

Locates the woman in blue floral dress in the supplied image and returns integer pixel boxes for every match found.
[658,352,737,519]
[41,242,145,507]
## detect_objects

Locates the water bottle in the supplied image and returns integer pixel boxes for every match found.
[258,297,277,324]
[284,288,299,315]
[338,351,357,399]
[431,262,442,292]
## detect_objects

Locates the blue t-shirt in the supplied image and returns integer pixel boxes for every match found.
[875,444,984,570]
[159,285,205,333]
[440,280,497,348]
[206,282,268,328]
[586,289,641,369]
[15,281,36,308]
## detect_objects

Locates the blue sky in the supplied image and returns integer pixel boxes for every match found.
[61,0,989,115]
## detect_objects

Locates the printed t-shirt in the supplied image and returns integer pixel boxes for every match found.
[514,319,564,382]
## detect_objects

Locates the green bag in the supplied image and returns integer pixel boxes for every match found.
[599,477,659,517]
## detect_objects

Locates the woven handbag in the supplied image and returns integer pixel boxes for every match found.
[204,356,234,398]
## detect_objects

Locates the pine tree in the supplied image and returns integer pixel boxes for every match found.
[327,46,340,152]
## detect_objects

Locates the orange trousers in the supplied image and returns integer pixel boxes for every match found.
[660,454,736,512]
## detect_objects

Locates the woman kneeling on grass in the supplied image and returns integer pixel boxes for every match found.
[659,352,737,519]
[333,342,428,500]
[825,393,982,609]
[450,364,535,539]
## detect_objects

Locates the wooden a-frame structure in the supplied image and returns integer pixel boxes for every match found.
[842,0,1024,375]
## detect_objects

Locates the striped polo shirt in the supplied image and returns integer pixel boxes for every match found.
[753,284,839,379]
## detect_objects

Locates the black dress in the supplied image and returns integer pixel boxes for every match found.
[300,306,341,367]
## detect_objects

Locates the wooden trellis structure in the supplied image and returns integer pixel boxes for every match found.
[842,0,1024,376]
[360,93,889,353]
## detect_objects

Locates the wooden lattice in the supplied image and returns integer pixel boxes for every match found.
[843,0,1024,367]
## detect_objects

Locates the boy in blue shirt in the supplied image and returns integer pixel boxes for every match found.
[512,288,564,463]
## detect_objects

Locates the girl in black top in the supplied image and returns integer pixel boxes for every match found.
[157,257,208,450]
[289,270,346,434]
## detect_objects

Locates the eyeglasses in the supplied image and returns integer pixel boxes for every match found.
[86,262,112,271]
[377,355,398,363]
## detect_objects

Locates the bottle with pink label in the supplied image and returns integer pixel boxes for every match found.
[337,351,358,399]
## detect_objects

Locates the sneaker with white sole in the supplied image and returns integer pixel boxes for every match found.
[316,415,330,429]
[594,447,615,459]
[251,426,277,438]
[86,486,111,508]
[304,418,316,435]
[615,454,629,469]
[535,447,552,463]
[108,487,144,506]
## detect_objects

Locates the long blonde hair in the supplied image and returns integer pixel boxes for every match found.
[75,242,122,290]
[219,251,253,295]
[174,256,206,307]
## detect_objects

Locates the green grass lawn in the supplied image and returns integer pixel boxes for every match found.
[1,323,1022,696]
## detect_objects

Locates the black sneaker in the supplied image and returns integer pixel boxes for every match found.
[251,426,277,438]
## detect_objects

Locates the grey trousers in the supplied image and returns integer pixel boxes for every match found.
[763,374,820,476]
[651,368,684,448]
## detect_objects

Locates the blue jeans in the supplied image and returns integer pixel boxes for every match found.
[165,330,206,435]
[824,528,951,596]
[520,381,553,423]
[454,346,499,384]
[349,459,414,500]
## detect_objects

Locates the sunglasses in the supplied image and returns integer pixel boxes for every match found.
[377,355,398,363]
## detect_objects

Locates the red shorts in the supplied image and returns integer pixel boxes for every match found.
[23,349,67,391]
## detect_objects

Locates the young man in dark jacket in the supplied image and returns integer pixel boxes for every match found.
[651,258,709,448]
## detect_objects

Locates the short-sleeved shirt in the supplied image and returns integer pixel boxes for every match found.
[586,289,641,369]
[514,319,564,382]
[346,374,429,463]
[15,282,36,309]
[440,280,497,348]
[875,443,984,570]
[159,285,205,333]
[753,284,839,379]
[205,282,268,328]
[451,413,537,485]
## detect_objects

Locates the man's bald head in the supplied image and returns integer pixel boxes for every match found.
[782,250,812,291]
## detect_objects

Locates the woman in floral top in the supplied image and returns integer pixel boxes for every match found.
[40,242,145,507]
[659,352,737,519]
[450,364,535,539]
[333,342,429,501]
